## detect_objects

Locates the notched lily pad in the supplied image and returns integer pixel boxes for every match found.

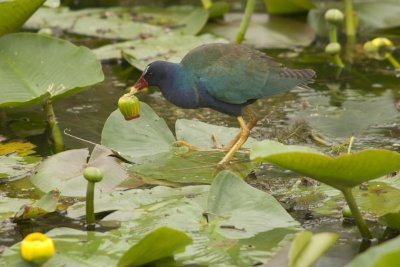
[31,145,128,197]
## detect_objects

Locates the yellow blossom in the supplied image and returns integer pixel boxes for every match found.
[20,232,55,264]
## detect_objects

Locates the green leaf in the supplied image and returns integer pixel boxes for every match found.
[354,1,400,32]
[204,13,315,48]
[0,0,45,36]
[250,140,400,189]
[0,154,40,182]
[118,227,192,267]
[0,32,104,108]
[26,6,208,39]
[102,105,254,184]
[67,172,300,266]
[378,212,400,229]
[31,145,128,197]
[288,231,338,267]
[344,235,400,267]
[206,2,229,19]
[264,0,314,15]
[121,33,227,70]
[101,104,176,163]
[208,171,300,239]
[14,189,60,220]
[0,197,32,219]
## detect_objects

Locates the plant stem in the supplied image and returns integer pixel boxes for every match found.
[235,0,256,44]
[43,100,64,153]
[341,187,372,240]
[347,136,354,154]
[333,54,344,68]
[386,54,400,70]
[86,181,95,226]
[329,26,337,43]
[343,0,356,37]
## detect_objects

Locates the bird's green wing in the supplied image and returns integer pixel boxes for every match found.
[181,43,314,104]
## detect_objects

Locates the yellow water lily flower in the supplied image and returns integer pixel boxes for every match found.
[20,232,55,264]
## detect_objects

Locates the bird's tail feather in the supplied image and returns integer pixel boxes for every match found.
[280,68,316,81]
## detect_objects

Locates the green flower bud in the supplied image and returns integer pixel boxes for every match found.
[325,42,341,54]
[118,93,140,120]
[364,37,395,60]
[83,167,103,183]
[324,9,344,24]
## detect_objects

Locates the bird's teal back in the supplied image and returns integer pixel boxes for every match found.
[181,43,315,104]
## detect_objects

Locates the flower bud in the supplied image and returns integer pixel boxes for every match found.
[364,37,395,60]
[20,232,55,264]
[324,9,344,24]
[83,167,103,183]
[118,93,140,120]
[325,42,341,54]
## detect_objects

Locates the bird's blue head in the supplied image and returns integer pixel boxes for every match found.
[133,61,179,91]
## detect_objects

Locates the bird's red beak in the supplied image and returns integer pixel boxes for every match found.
[133,75,148,91]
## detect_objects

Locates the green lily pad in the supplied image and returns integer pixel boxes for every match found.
[26,5,208,40]
[14,189,60,220]
[101,103,176,163]
[102,104,254,184]
[31,145,128,197]
[0,32,104,108]
[67,171,300,266]
[0,0,44,36]
[250,140,400,190]
[204,13,315,48]
[0,154,40,182]
[344,235,400,267]
[121,33,228,70]
[288,231,338,267]
[0,197,32,219]
[118,227,192,267]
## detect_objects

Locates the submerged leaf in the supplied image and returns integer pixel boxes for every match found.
[251,140,400,189]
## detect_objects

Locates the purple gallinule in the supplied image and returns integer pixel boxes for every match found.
[132,43,315,165]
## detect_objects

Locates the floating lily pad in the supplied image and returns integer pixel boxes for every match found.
[31,145,128,197]
[121,33,227,70]
[102,104,254,183]
[26,5,208,40]
[67,171,300,266]
[0,154,40,182]
[0,197,32,219]
[0,32,104,108]
[204,13,315,48]
[0,0,44,36]
[251,140,400,190]
[264,0,314,14]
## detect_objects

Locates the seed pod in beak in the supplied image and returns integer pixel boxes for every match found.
[118,93,140,120]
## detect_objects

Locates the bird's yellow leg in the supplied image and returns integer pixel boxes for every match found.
[223,106,257,151]
[174,140,201,151]
[218,116,250,165]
